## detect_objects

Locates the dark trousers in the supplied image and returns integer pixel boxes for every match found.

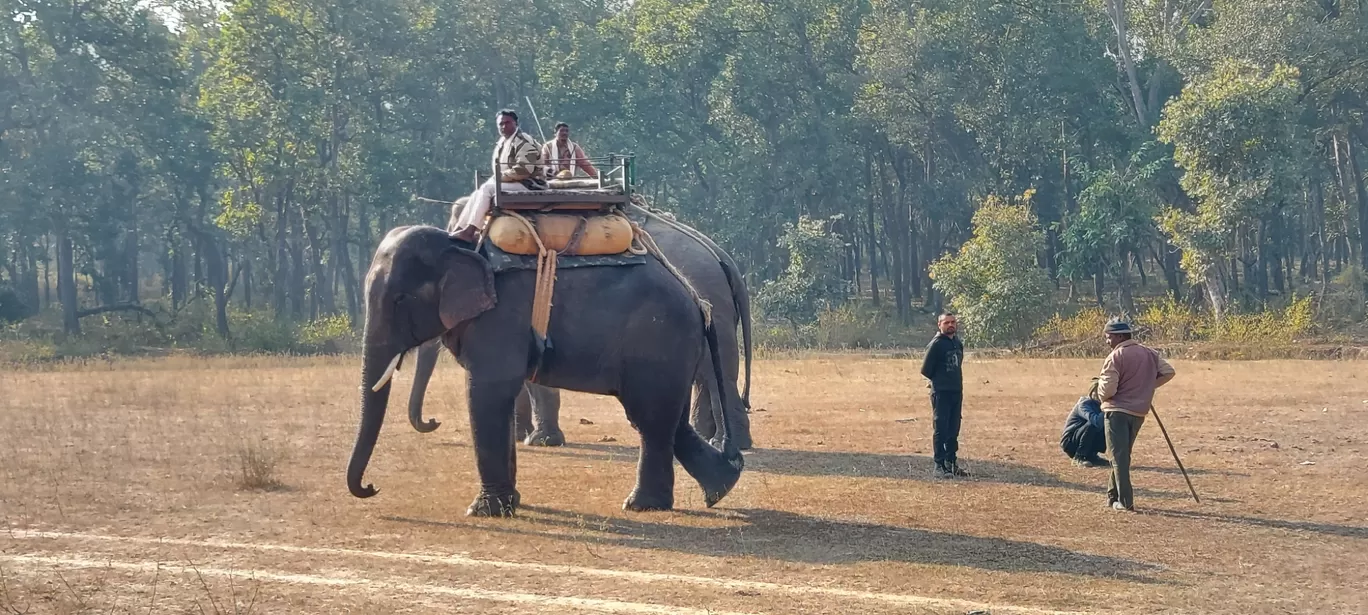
[930,390,963,465]
[1105,411,1145,509]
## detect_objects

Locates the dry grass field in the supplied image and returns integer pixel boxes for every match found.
[1,353,1366,614]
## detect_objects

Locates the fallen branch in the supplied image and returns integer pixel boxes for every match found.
[75,303,158,320]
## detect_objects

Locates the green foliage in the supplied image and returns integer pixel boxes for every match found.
[2,0,1366,359]
[1059,143,1168,281]
[1157,60,1309,281]
[756,216,850,327]
[929,192,1053,348]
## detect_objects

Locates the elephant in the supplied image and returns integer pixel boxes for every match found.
[348,224,745,517]
[405,199,755,450]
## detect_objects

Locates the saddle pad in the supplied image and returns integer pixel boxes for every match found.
[486,212,634,256]
[480,239,646,274]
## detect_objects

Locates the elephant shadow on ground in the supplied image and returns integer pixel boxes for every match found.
[384,506,1164,582]
[498,442,1223,502]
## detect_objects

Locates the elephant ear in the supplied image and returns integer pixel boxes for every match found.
[438,246,497,330]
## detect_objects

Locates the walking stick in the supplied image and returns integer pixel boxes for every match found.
[1150,404,1200,503]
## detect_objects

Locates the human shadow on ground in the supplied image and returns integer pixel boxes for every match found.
[485,441,1219,502]
[1133,465,1248,478]
[383,505,1164,583]
[1145,508,1368,539]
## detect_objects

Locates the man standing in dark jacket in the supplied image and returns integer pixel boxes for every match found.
[921,313,967,478]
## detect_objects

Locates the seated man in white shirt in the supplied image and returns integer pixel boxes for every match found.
[450,109,545,243]
[541,122,598,180]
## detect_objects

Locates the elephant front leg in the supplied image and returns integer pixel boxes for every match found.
[522,383,565,447]
[466,378,524,517]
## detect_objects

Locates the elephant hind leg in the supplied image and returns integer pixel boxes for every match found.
[618,383,685,512]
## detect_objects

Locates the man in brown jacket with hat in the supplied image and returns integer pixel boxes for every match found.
[1096,318,1176,512]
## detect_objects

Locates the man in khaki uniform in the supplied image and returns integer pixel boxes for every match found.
[1096,318,1176,512]
[451,109,545,243]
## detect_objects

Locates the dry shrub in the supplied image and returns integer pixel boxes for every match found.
[1036,294,1314,348]
[1137,296,1205,341]
[234,440,287,491]
[1035,306,1109,343]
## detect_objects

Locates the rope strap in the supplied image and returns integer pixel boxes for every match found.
[503,212,557,338]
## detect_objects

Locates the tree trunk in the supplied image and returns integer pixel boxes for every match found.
[42,234,51,309]
[1348,135,1368,295]
[125,215,139,304]
[57,228,80,335]
[337,194,360,322]
[1093,265,1105,308]
[274,193,290,320]
[303,206,335,318]
[864,152,880,306]
[1116,246,1136,316]
[878,156,907,322]
[171,229,188,310]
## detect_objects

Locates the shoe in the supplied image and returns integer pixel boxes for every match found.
[933,463,953,479]
[450,226,479,243]
[948,461,970,477]
[1111,501,1134,512]
[1079,456,1110,468]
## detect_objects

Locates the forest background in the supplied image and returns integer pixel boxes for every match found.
[2,0,1367,361]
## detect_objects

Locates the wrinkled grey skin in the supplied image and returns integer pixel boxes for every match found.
[349,225,744,516]
[407,200,754,449]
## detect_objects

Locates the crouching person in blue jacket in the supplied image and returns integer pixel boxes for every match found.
[1061,382,1110,468]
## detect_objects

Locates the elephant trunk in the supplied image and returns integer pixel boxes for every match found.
[348,345,399,498]
[407,339,443,433]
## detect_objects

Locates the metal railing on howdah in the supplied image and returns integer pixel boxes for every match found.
[478,153,636,197]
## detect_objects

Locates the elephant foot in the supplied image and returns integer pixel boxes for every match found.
[623,489,673,512]
[701,475,739,508]
[523,429,565,447]
[708,436,753,452]
[466,490,520,517]
[698,457,743,508]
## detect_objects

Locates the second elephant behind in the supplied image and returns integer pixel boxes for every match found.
[406,200,755,449]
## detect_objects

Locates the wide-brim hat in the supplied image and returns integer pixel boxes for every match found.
[1103,318,1133,335]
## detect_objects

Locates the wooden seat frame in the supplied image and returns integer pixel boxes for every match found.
[479,153,636,213]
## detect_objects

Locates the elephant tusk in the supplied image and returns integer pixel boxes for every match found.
[371,354,403,392]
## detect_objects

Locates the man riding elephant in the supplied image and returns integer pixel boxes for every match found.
[450,109,545,244]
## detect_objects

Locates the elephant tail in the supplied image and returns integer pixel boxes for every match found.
[634,200,752,410]
[718,256,753,410]
[703,315,743,470]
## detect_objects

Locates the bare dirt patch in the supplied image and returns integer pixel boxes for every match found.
[1,354,1365,614]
